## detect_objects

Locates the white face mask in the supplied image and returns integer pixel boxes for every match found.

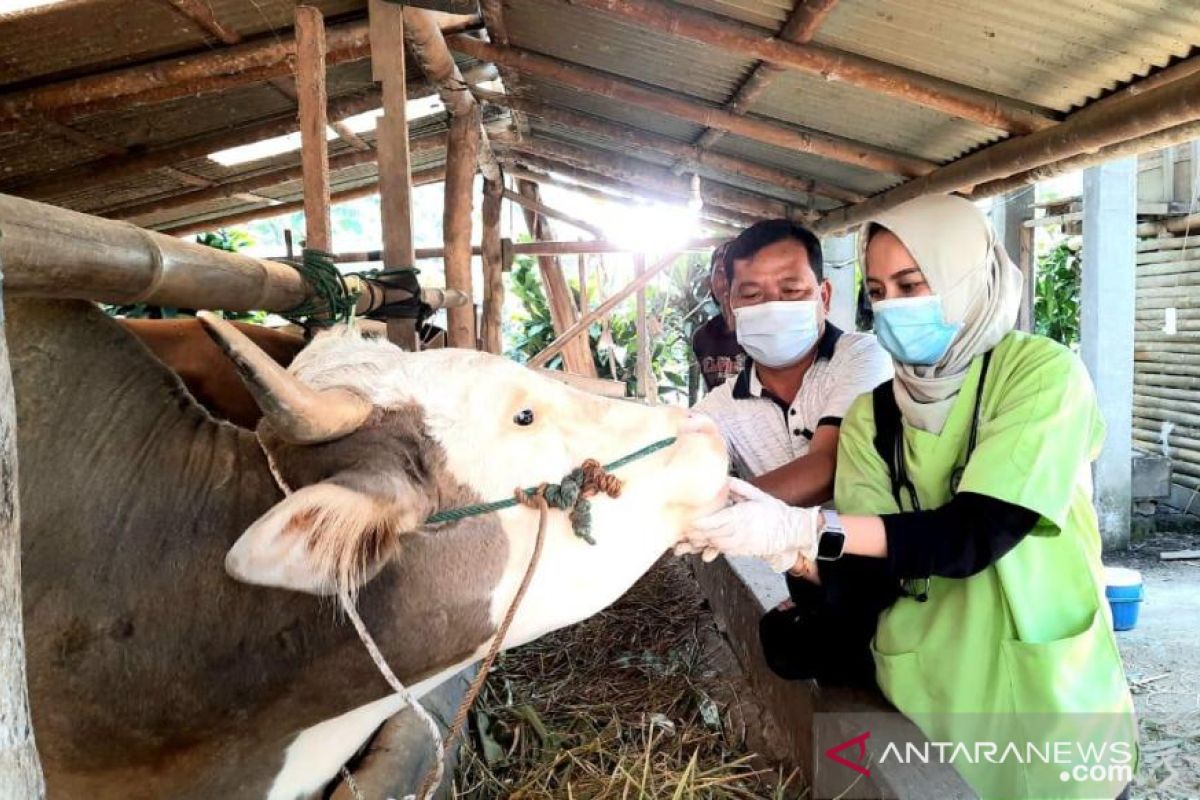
[733,300,821,368]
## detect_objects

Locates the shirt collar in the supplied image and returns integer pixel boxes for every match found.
[732,322,844,400]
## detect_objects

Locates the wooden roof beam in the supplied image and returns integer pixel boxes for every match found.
[501,140,801,226]
[694,0,838,151]
[449,35,936,178]
[815,67,1200,233]
[1,81,412,201]
[404,8,501,183]
[503,136,817,222]
[474,88,865,203]
[561,0,1057,135]
[504,162,746,234]
[162,0,243,45]
[0,19,372,129]
[155,167,448,237]
[101,134,446,221]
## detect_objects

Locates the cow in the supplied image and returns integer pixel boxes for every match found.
[9,298,729,799]
[119,317,307,429]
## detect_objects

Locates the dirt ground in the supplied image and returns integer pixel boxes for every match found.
[1106,524,1200,799]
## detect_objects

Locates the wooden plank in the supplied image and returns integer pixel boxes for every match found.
[1160,550,1200,560]
[517,179,596,376]
[635,253,655,403]
[528,251,681,369]
[295,5,332,252]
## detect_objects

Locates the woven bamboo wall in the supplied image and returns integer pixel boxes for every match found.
[1133,233,1200,492]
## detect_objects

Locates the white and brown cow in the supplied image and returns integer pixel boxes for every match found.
[10,298,728,799]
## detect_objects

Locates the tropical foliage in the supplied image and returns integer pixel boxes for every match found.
[1033,240,1081,347]
[506,252,714,403]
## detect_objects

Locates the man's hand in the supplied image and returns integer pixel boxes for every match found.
[675,478,821,572]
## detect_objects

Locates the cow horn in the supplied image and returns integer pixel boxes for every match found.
[197,312,373,444]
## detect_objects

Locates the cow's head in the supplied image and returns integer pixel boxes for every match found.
[199,314,727,641]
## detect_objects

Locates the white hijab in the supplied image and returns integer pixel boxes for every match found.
[862,194,1023,433]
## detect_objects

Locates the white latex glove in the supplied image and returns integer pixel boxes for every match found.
[675,478,821,572]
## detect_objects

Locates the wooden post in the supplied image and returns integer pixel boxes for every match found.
[577,254,587,315]
[481,176,505,354]
[1019,225,1034,333]
[635,254,655,403]
[443,106,481,348]
[0,288,46,800]
[370,0,420,350]
[529,251,681,369]
[295,6,331,252]
[517,179,597,376]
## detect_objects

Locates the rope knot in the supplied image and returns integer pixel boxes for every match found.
[512,459,623,545]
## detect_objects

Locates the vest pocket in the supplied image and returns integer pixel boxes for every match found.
[871,646,930,712]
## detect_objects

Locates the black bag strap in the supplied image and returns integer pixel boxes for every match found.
[871,379,906,510]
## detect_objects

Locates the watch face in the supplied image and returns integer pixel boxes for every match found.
[817,530,846,561]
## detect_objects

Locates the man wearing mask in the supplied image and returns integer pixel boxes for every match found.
[694,219,892,512]
[691,242,746,391]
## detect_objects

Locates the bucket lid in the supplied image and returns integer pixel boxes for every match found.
[1103,566,1142,587]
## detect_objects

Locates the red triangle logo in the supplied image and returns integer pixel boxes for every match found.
[825,730,871,776]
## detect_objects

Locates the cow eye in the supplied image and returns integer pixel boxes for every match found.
[513,408,535,427]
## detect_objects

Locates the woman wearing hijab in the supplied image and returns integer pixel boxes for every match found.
[681,194,1138,799]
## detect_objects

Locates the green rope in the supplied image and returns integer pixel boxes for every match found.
[283,248,360,327]
[424,436,677,544]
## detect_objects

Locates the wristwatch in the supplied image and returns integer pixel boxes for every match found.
[816,510,847,561]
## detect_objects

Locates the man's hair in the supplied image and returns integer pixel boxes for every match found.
[724,219,823,284]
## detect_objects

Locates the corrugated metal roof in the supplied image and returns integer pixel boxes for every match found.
[0,0,363,89]
[753,70,1001,163]
[812,0,1200,112]
[505,0,752,104]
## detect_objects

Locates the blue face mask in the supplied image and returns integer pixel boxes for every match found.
[871,296,961,366]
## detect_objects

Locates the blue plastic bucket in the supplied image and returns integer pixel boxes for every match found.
[1103,567,1143,632]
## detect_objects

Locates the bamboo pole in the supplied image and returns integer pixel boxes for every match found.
[562,0,1055,136]
[816,67,1200,233]
[449,35,936,178]
[517,180,596,376]
[474,89,865,204]
[0,19,372,129]
[443,105,481,348]
[528,251,682,369]
[157,167,446,236]
[295,6,332,252]
[370,0,420,350]
[480,177,505,354]
[502,188,603,238]
[504,137,813,222]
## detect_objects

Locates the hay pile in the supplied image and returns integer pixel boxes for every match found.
[452,557,800,799]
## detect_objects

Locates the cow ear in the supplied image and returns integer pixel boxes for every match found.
[226,481,418,595]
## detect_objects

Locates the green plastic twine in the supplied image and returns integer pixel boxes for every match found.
[283,248,360,327]
[424,436,677,544]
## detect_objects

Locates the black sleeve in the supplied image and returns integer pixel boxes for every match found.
[881,492,1040,580]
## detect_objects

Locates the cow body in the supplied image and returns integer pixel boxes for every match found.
[10,299,728,798]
